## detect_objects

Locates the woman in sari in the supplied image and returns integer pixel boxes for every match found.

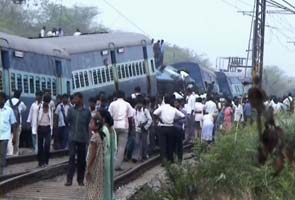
[86,117,105,200]
[97,110,117,200]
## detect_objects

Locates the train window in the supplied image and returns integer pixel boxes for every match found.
[47,78,51,90]
[52,79,57,96]
[74,73,80,88]
[41,77,46,91]
[23,75,29,93]
[121,65,126,79]
[84,71,89,87]
[93,70,98,85]
[132,63,136,76]
[125,65,129,78]
[0,70,2,91]
[66,81,71,95]
[97,69,102,83]
[17,74,22,91]
[79,72,85,87]
[106,68,110,82]
[72,75,75,89]
[136,63,140,75]
[10,73,16,91]
[29,76,34,94]
[139,62,143,75]
[110,68,114,81]
[101,68,106,83]
[150,60,155,73]
[117,66,122,79]
[128,64,132,77]
[35,77,40,92]
[143,62,146,74]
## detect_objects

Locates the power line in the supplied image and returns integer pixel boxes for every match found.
[102,0,151,37]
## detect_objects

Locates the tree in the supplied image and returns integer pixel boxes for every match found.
[263,66,295,97]
[0,0,106,37]
[163,44,211,68]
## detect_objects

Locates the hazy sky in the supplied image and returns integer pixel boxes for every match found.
[61,0,295,75]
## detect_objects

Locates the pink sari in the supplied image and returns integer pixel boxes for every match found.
[224,106,233,132]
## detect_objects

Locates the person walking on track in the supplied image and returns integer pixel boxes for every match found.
[5,90,26,156]
[108,91,134,171]
[153,95,185,165]
[0,92,17,175]
[65,92,91,186]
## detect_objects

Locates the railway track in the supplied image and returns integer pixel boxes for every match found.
[0,145,192,200]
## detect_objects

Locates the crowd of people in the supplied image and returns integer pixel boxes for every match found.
[1,86,294,200]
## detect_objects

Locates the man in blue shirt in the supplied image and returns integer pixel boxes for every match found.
[0,92,17,175]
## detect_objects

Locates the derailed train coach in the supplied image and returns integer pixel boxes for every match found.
[172,62,245,98]
[0,31,158,132]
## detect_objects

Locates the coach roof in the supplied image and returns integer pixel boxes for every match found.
[0,32,69,59]
[36,31,151,54]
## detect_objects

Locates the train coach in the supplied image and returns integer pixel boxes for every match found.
[172,62,245,98]
[0,31,158,126]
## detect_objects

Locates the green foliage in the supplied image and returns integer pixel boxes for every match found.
[0,0,106,37]
[164,44,211,68]
[135,118,295,200]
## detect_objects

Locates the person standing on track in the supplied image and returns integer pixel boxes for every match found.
[34,95,53,167]
[5,90,26,156]
[65,92,91,186]
[55,94,70,149]
[108,91,134,171]
[27,91,43,153]
[153,95,185,165]
[0,92,17,176]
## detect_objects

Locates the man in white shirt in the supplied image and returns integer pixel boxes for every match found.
[283,93,293,112]
[204,97,217,116]
[40,26,46,38]
[55,94,70,149]
[27,91,43,153]
[153,95,185,164]
[73,29,81,36]
[0,92,17,175]
[108,91,134,170]
[194,97,204,139]
[185,89,196,143]
[5,90,26,156]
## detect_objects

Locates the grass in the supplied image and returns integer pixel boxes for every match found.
[133,115,295,200]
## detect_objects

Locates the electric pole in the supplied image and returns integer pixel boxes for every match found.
[252,0,267,87]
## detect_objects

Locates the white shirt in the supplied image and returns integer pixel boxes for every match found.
[40,29,45,37]
[186,94,196,114]
[233,104,244,122]
[203,114,214,126]
[73,31,81,36]
[0,106,16,140]
[5,98,27,123]
[283,96,293,108]
[204,100,217,116]
[55,103,70,127]
[194,102,204,122]
[272,103,282,114]
[134,108,152,132]
[153,104,185,127]
[35,103,53,130]
[27,101,41,135]
[108,98,134,129]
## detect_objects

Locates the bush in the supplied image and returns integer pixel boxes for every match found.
[134,116,295,200]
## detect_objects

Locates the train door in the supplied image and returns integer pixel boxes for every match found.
[110,48,119,93]
[55,60,63,96]
[142,45,151,96]
[0,49,10,95]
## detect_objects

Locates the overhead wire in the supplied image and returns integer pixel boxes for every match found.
[102,0,151,37]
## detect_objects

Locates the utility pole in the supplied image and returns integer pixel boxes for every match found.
[252,0,267,87]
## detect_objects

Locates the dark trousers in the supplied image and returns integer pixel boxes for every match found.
[58,126,69,149]
[158,126,176,163]
[67,141,86,183]
[175,127,184,161]
[0,140,8,175]
[37,126,51,166]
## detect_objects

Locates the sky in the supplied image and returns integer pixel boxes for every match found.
[60,0,295,75]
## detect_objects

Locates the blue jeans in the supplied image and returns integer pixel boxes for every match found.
[32,134,38,153]
[0,140,8,175]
